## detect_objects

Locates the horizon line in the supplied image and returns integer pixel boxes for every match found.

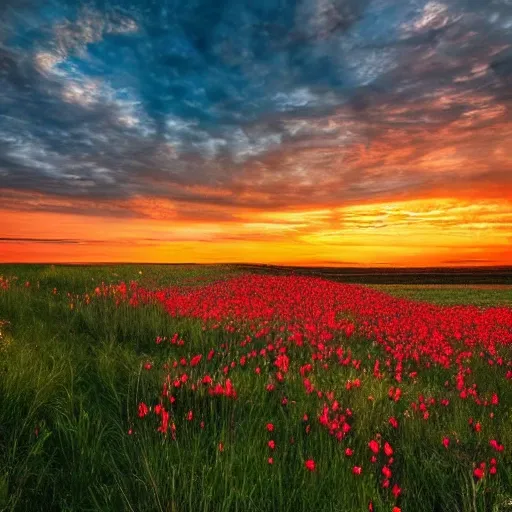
[1,262,512,271]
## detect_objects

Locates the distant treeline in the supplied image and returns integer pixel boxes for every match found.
[1,263,511,285]
[235,264,512,285]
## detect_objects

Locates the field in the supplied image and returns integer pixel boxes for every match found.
[0,264,511,512]
[371,286,512,308]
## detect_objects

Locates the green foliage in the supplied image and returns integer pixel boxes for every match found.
[372,285,512,307]
[0,265,510,511]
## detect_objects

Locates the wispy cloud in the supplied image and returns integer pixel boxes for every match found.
[0,0,511,212]
[0,237,81,244]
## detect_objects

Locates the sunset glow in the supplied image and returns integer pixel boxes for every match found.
[2,195,511,265]
[1,0,511,266]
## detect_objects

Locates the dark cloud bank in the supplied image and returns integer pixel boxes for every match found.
[1,0,512,214]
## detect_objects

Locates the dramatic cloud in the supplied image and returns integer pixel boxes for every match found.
[1,0,511,264]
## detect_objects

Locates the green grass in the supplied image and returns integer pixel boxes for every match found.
[0,264,243,292]
[372,285,512,307]
[0,265,511,511]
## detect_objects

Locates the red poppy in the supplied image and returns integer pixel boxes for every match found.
[389,417,399,429]
[190,354,202,367]
[368,440,379,454]
[138,402,149,418]
[473,468,484,479]
[305,459,316,471]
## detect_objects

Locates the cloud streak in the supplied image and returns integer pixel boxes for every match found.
[0,0,511,207]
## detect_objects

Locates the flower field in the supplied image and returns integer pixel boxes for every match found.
[0,266,511,511]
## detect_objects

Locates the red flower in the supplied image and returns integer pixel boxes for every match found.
[368,440,379,454]
[268,457,274,465]
[384,442,393,457]
[473,467,484,479]
[305,459,316,471]
[442,437,450,449]
[389,417,399,429]
[138,402,149,418]
[266,423,275,432]
[157,409,169,434]
[268,440,276,450]
[392,507,401,512]
[345,448,354,457]
[489,439,504,452]
[190,354,202,367]
[352,466,362,475]
[274,354,290,374]
[391,484,401,498]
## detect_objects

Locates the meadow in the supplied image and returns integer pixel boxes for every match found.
[0,264,511,512]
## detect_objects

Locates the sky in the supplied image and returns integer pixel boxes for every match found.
[1,0,511,266]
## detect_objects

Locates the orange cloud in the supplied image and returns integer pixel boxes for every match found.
[2,197,510,266]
